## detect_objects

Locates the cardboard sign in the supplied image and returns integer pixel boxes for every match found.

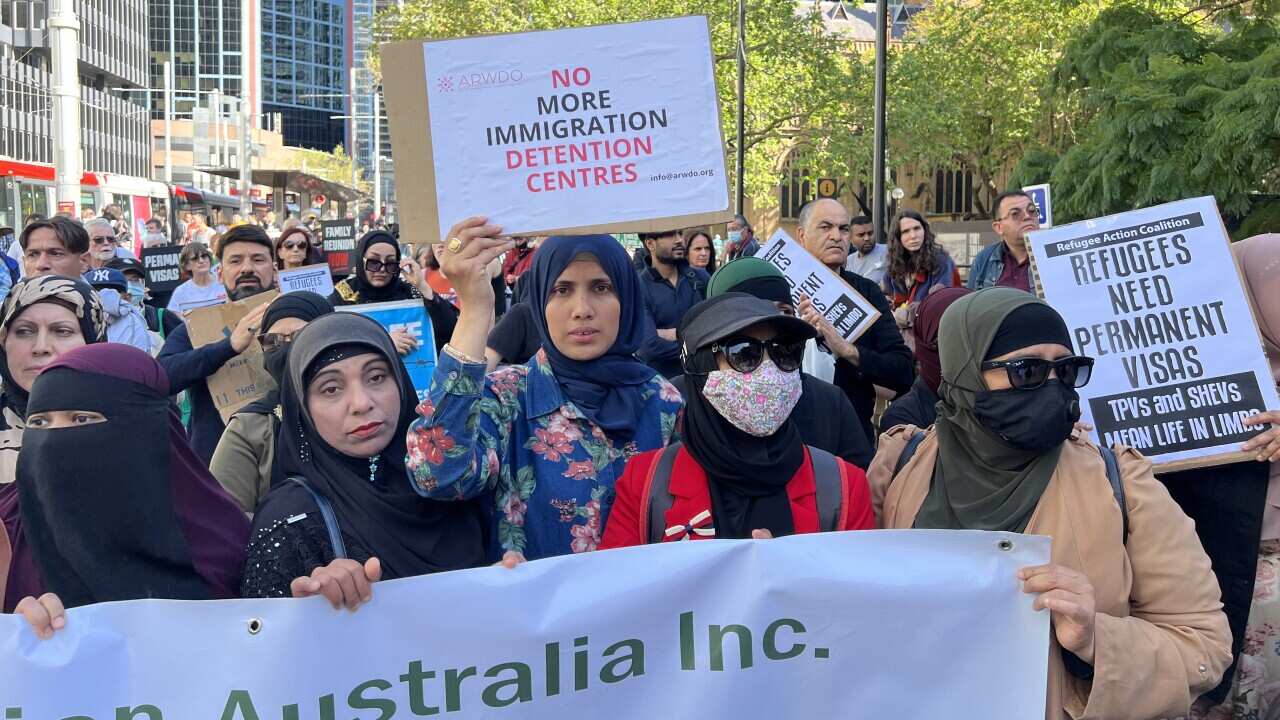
[754,229,881,343]
[382,16,732,245]
[278,264,335,298]
[335,299,436,400]
[141,245,183,293]
[1022,184,1053,228]
[1026,196,1280,471]
[321,220,357,276]
[186,290,280,423]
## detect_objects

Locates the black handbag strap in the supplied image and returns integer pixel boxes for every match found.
[286,476,346,560]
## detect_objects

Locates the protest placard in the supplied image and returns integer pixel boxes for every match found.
[186,290,279,423]
[1027,196,1280,471]
[381,16,732,245]
[754,229,880,343]
[278,264,335,298]
[336,299,436,400]
[140,245,183,293]
[0,531,1050,720]
[321,220,356,276]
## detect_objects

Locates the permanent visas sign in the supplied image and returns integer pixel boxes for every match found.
[1027,196,1280,470]
[382,16,732,244]
[0,531,1049,719]
[756,229,880,342]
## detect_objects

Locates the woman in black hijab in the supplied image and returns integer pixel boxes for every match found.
[241,312,486,608]
[329,230,457,354]
[600,293,874,548]
[210,291,334,514]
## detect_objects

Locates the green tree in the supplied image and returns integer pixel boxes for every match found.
[282,145,369,194]
[376,0,867,207]
[1035,4,1280,221]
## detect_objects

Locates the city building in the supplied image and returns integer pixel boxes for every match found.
[146,0,260,123]
[1,0,151,178]
[350,0,395,219]
[261,0,347,150]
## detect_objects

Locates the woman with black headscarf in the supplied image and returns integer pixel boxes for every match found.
[210,291,334,514]
[241,312,486,606]
[601,293,873,547]
[13,344,250,638]
[869,287,1231,719]
[0,275,106,613]
[329,230,457,355]
[406,221,684,562]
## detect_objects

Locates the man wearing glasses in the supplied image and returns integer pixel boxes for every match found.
[968,190,1040,293]
[843,215,887,287]
[85,218,135,269]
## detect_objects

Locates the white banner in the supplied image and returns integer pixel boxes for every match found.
[278,264,336,298]
[1027,195,1280,468]
[0,531,1049,719]
[755,229,881,342]
[418,16,730,241]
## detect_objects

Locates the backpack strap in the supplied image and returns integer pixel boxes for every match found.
[640,444,682,545]
[1099,447,1129,542]
[894,431,927,478]
[286,476,347,559]
[808,446,847,532]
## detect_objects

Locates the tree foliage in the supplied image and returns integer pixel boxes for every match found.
[281,145,369,194]
[1035,5,1280,221]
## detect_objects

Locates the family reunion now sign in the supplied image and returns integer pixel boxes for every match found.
[1027,196,1280,470]
[382,16,732,244]
[0,532,1048,720]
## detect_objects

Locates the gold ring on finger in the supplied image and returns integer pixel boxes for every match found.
[446,237,464,254]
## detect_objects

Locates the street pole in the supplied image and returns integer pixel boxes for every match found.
[210,89,221,191]
[49,0,81,214]
[239,98,251,215]
[734,0,746,216]
[163,60,173,185]
[373,90,382,221]
[349,67,359,196]
[872,0,889,246]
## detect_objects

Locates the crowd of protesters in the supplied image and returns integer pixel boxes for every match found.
[0,192,1278,720]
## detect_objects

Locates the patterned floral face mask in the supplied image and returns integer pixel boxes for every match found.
[701,357,802,437]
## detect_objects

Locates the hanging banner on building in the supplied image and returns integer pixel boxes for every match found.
[1027,196,1280,471]
[336,299,436,400]
[187,290,280,423]
[321,220,357,276]
[381,16,732,245]
[755,229,880,343]
[141,245,183,293]
[0,531,1050,720]
[278,264,336,298]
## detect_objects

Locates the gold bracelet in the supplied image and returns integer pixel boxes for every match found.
[443,343,485,365]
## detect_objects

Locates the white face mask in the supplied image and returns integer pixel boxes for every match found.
[701,358,803,437]
[727,230,743,245]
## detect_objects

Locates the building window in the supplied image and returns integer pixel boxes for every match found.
[778,149,815,221]
[932,168,975,215]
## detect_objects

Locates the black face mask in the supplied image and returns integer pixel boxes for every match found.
[973,379,1081,453]
[263,345,289,386]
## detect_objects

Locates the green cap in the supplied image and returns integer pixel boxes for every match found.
[707,257,792,305]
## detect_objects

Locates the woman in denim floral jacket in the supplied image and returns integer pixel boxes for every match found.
[406,219,683,562]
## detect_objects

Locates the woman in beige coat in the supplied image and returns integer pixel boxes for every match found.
[869,288,1231,719]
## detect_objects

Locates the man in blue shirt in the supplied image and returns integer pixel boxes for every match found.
[636,229,709,378]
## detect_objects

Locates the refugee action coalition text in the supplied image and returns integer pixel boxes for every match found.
[1030,196,1279,464]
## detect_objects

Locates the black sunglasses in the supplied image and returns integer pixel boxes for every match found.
[364,258,398,274]
[711,337,805,374]
[980,355,1094,390]
[281,240,308,251]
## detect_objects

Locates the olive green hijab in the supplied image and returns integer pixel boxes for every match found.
[914,288,1065,532]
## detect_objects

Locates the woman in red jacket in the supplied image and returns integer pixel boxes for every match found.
[601,293,874,548]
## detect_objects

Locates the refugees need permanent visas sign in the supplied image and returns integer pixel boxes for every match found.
[382,16,732,244]
[0,532,1049,720]
[1027,196,1280,470]
[755,229,881,343]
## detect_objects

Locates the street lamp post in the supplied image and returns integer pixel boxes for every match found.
[735,0,747,216]
[49,0,82,214]
[872,0,889,246]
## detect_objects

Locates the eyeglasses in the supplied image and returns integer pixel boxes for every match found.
[91,236,116,245]
[258,332,295,352]
[364,258,398,274]
[281,241,308,251]
[997,205,1040,223]
[711,338,805,374]
[980,355,1094,390]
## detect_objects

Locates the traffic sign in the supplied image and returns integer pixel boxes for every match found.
[312,194,327,207]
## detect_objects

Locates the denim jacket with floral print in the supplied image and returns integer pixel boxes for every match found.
[406,349,683,561]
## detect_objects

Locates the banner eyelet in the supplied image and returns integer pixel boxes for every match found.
[247,618,263,635]
[997,539,1015,552]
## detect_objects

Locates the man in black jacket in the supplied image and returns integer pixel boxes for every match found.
[636,229,709,378]
[158,225,276,465]
[793,198,914,443]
